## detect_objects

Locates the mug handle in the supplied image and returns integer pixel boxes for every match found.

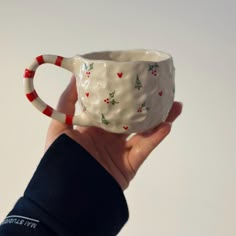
[24,54,89,126]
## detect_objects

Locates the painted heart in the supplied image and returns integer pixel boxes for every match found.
[123,126,128,130]
[86,92,89,97]
[117,72,123,78]
[158,91,163,96]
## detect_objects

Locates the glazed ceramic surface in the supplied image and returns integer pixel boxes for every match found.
[24,49,175,133]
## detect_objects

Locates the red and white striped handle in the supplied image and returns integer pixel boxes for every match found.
[24,54,86,125]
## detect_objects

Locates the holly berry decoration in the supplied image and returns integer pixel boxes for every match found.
[148,63,159,76]
[84,63,94,78]
[137,102,150,112]
[104,91,119,106]
[104,98,110,104]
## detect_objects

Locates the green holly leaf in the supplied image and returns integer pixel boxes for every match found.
[154,63,159,68]
[109,91,115,98]
[148,65,153,71]
[89,63,94,71]
[101,114,110,125]
[111,99,119,106]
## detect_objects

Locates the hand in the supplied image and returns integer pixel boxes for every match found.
[45,77,182,190]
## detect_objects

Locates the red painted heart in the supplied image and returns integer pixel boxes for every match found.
[158,91,163,96]
[86,92,89,97]
[123,126,128,130]
[117,72,123,78]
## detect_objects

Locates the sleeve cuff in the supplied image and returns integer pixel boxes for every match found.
[24,134,129,236]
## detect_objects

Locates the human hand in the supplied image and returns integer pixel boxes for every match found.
[45,77,182,190]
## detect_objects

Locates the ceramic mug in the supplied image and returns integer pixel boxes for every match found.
[24,49,175,133]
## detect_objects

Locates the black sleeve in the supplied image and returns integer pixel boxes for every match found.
[0,134,129,236]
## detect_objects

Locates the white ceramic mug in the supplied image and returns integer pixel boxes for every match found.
[24,49,175,133]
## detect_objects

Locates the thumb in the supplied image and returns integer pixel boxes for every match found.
[46,76,78,149]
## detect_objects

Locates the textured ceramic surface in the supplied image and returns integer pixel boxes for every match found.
[24,49,175,133]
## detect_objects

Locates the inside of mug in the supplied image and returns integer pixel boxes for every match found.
[81,50,171,62]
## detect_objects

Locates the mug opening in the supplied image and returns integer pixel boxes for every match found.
[81,49,171,62]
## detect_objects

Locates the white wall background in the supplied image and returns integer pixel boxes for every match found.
[0,0,235,235]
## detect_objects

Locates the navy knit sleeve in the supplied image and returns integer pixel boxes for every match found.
[0,134,129,236]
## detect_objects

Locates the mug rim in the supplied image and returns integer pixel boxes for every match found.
[77,49,172,64]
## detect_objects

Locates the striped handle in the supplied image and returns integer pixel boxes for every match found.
[24,54,88,126]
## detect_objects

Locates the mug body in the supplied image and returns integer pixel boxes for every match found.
[73,49,175,133]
